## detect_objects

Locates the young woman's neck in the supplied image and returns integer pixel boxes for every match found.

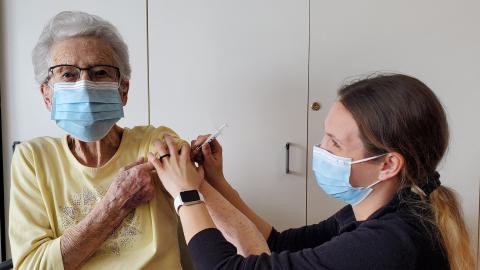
[352,178,399,221]
[67,125,124,167]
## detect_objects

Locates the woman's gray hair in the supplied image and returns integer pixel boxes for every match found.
[32,11,131,83]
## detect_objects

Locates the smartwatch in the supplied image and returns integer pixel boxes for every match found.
[174,190,205,214]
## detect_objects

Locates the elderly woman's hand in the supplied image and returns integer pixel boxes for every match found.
[103,158,156,212]
[147,135,203,198]
[191,135,226,186]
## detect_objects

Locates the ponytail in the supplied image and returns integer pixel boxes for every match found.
[429,186,475,270]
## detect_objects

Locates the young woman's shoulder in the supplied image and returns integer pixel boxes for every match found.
[356,205,448,269]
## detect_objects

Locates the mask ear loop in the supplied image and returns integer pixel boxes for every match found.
[351,153,389,189]
[350,153,387,164]
[366,178,385,189]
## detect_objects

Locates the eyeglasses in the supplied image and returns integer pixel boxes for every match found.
[47,64,120,84]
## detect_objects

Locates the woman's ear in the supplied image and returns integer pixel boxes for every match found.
[119,79,129,106]
[378,152,404,181]
[40,83,52,111]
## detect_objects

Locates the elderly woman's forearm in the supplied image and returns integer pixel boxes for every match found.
[60,198,130,270]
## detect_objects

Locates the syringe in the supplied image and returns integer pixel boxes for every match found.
[194,123,228,152]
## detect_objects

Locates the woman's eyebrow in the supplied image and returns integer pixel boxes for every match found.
[326,132,343,145]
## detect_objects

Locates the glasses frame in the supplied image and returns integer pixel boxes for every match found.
[46,64,121,84]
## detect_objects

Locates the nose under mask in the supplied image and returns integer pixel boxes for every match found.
[51,80,124,142]
[312,145,387,205]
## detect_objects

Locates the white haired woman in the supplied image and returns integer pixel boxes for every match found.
[8,11,192,270]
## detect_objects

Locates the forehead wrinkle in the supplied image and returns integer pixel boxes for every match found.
[50,37,114,67]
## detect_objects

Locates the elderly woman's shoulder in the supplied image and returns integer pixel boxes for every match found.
[14,136,63,155]
[129,125,176,133]
[128,125,186,149]
[129,125,182,139]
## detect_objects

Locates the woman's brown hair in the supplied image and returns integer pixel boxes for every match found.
[338,74,475,270]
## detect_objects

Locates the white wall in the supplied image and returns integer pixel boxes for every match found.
[147,0,310,231]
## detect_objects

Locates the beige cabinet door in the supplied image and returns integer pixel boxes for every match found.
[308,0,480,259]
[0,0,149,258]
[148,0,309,230]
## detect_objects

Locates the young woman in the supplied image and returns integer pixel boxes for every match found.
[147,74,475,270]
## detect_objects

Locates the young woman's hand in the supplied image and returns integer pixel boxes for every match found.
[147,134,203,198]
[191,135,226,186]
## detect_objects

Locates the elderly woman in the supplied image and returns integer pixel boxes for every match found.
[8,11,192,270]
[9,10,270,270]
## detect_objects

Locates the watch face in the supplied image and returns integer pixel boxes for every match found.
[180,190,200,202]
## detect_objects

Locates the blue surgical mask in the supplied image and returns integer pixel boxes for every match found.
[51,80,124,142]
[312,145,387,205]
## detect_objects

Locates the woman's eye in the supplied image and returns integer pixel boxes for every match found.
[94,70,108,78]
[332,140,340,148]
[61,72,77,81]
[62,72,75,78]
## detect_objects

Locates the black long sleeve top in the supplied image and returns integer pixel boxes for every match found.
[187,190,449,270]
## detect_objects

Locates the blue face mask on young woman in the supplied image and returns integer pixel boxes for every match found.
[51,80,124,142]
[312,145,387,205]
